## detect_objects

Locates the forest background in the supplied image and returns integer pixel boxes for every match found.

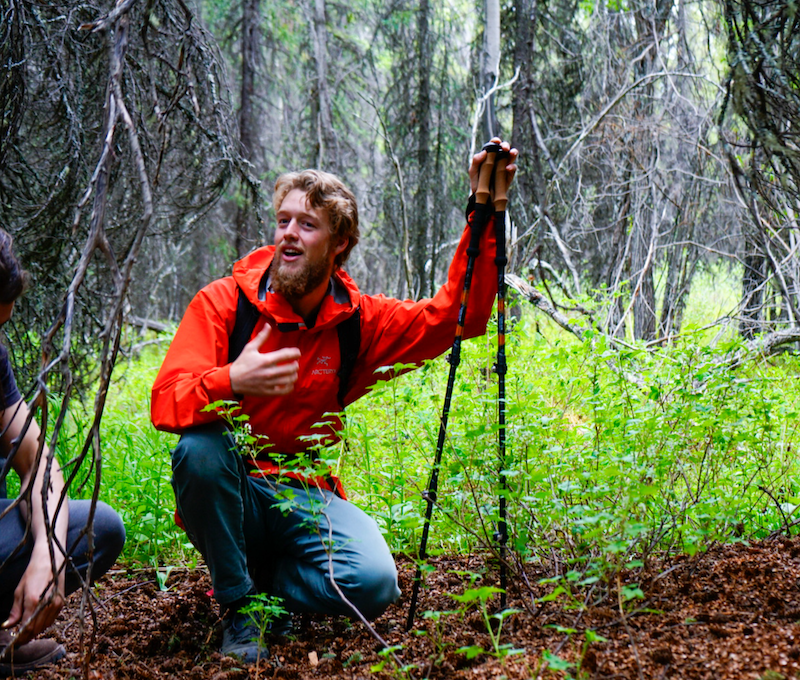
[5,0,800,383]
[3,0,800,672]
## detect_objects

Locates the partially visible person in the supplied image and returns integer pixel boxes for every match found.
[0,229,126,676]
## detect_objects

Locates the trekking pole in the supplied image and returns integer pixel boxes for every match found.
[491,152,510,610]
[406,143,501,631]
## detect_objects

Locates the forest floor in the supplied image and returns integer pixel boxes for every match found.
[30,535,800,680]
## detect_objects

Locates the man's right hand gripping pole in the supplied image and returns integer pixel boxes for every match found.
[466,138,518,256]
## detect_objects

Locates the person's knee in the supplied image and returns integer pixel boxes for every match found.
[171,423,237,489]
[62,500,126,594]
[92,501,126,573]
[343,557,400,620]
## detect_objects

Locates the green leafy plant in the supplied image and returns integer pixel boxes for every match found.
[44,301,800,673]
[155,566,175,591]
[54,352,191,568]
[449,585,523,660]
[370,644,415,679]
[239,594,289,670]
[541,648,575,674]
[540,628,608,679]
[417,608,460,668]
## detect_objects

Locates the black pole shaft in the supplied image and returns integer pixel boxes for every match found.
[494,207,508,610]
[406,202,493,631]
[407,141,503,630]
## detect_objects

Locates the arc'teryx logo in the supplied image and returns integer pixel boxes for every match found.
[311,355,336,376]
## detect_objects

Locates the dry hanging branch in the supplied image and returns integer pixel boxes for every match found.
[29,8,156,674]
[720,0,800,337]
[0,1,249,675]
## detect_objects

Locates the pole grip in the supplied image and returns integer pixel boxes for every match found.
[493,154,509,212]
[468,142,501,254]
[475,142,500,206]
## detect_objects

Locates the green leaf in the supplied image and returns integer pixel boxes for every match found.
[457,645,486,660]
[542,649,575,671]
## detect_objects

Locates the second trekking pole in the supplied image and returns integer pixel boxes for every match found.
[405,143,501,630]
[491,152,510,609]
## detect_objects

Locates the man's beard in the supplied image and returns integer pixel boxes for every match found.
[271,247,333,302]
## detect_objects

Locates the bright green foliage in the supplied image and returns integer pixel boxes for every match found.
[370,644,415,678]
[418,608,461,667]
[542,648,575,672]
[53,310,800,582]
[449,586,522,660]
[343,310,800,592]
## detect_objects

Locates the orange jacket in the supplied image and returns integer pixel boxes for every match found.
[151,216,498,456]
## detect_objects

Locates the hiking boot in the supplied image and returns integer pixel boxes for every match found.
[220,611,268,664]
[0,630,66,677]
[268,612,293,637]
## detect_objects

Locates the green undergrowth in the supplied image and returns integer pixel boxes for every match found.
[49,313,800,587]
[55,345,189,568]
[341,312,800,589]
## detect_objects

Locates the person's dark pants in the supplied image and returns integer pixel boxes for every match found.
[0,499,126,619]
[171,422,401,620]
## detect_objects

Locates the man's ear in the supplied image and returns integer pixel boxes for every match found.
[333,237,349,257]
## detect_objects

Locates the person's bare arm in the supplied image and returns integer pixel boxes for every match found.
[1,400,68,647]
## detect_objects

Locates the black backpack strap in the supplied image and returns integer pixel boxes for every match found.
[336,307,361,409]
[228,286,261,365]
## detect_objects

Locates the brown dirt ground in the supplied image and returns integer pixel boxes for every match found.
[29,536,800,679]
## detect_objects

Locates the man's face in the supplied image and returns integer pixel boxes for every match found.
[271,189,346,302]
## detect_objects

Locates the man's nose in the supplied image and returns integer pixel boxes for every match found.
[284,218,300,238]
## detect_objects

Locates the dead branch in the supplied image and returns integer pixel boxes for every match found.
[746,327,800,357]
[509,269,800,381]
[534,208,582,297]
[127,316,173,334]
[506,273,585,341]
[1,2,245,676]
[505,273,645,391]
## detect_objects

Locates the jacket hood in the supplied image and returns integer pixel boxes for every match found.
[231,245,361,331]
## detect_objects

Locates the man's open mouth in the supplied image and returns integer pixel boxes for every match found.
[280,246,303,261]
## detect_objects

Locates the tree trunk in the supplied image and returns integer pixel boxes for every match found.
[631,181,657,341]
[740,234,766,340]
[482,0,501,141]
[627,0,673,341]
[428,48,449,298]
[411,0,432,299]
[658,228,693,339]
[510,0,543,271]
[312,0,336,170]
[604,162,632,337]
[658,170,705,338]
[234,0,261,257]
